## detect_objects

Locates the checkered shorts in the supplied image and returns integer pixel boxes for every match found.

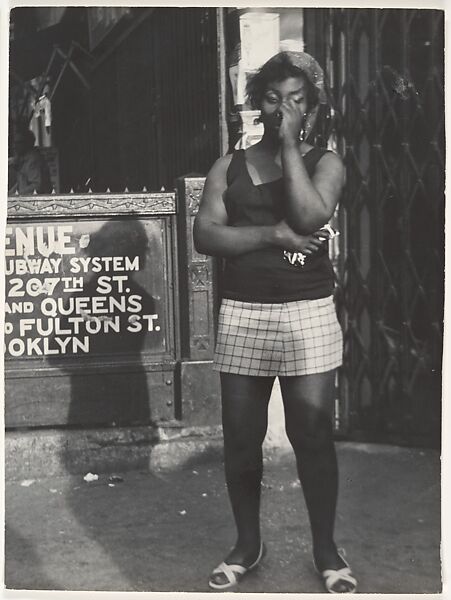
[213,296,343,376]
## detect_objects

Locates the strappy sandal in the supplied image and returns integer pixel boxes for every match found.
[313,549,357,594]
[208,542,266,590]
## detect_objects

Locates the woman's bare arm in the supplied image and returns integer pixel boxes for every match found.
[278,99,345,234]
[194,155,330,258]
[193,156,277,257]
[282,144,344,234]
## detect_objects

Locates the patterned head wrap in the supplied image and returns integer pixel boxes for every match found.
[280,51,327,105]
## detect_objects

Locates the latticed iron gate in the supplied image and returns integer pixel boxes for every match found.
[306,9,444,445]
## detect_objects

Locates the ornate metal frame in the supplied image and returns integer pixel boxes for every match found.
[7,192,177,218]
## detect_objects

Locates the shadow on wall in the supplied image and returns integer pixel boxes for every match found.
[67,218,156,430]
[46,218,156,474]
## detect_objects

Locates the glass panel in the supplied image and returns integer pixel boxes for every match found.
[225,8,305,150]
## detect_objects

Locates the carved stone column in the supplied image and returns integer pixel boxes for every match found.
[176,177,221,426]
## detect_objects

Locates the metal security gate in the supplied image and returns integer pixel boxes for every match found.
[306,9,444,445]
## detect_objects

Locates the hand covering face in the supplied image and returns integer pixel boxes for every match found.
[280,51,327,140]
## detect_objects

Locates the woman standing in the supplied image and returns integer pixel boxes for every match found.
[193,51,356,594]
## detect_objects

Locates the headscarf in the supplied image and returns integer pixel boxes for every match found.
[280,51,327,105]
[279,51,327,141]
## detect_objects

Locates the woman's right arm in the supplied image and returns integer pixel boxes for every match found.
[193,156,276,257]
[193,156,327,258]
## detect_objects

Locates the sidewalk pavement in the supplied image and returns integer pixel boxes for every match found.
[4,442,441,595]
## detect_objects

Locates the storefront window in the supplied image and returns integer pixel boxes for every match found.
[225,8,305,150]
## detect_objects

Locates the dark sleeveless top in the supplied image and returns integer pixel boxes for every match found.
[221,147,335,303]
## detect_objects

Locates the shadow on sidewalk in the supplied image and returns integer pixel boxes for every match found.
[4,445,442,592]
[5,526,59,590]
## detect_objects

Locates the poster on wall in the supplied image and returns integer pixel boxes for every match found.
[4,218,172,363]
[239,12,280,70]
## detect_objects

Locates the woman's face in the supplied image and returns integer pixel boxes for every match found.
[260,75,309,134]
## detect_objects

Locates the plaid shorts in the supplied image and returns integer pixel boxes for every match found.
[213,296,343,376]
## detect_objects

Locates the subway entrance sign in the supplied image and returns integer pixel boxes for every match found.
[5,189,220,430]
[5,221,167,361]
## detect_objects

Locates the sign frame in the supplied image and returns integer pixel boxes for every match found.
[5,192,181,428]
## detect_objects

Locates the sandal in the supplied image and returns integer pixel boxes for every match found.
[208,542,266,590]
[313,549,357,594]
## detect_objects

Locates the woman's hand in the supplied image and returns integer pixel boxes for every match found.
[273,220,327,254]
[278,99,304,145]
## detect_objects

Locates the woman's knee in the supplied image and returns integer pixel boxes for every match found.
[225,434,262,464]
[285,411,334,453]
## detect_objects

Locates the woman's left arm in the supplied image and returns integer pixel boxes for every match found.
[282,143,345,235]
[278,99,345,235]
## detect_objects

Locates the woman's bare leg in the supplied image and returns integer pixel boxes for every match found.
[279,371,352,591]
[219,372,274,566]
